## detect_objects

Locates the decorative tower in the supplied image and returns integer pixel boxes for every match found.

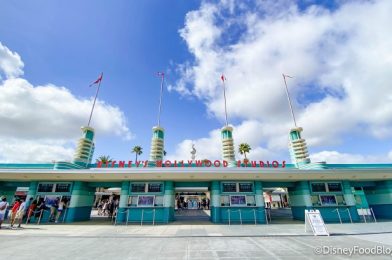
[72,126,95,167]
[149,126,165,164]
[221,125,236,167]
[220,75,236,167]
[288,127,310,168]
[149,72,165,166]
[282,74,326,169]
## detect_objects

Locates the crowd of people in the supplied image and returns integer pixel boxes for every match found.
[176,197,210,210]
[0,196,68,229]
[96,199,118,219]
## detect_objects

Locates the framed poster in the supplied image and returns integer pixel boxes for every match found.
[137,195,155,207]
[319,195,337,206]
[230,195,246,206]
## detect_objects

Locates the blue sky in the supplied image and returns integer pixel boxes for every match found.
[1,0,392,164]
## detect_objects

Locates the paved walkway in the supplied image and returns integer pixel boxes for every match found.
[1,222,392,259]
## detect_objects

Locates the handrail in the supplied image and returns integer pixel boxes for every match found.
[114,208,129,226]
[345,208,353,223]
[227,209,242,225]
[332,208,342,224]
[370,208,377,223]
[141,209,156,226]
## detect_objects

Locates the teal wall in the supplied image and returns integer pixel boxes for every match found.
[365,180,392,219]
[288,181,312,221]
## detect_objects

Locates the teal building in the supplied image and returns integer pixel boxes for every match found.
[1,125,392,225]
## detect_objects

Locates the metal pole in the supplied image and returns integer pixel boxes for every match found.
[346,208,352,223]
[282,74,297,127]
[62,208,68,223]
[153,209,156,226]
[221,77,229,127]
[126,209,130,226]
[361,208,367,223]
[87,73,103,127]
[38,209,43,225]
[228,209,231,226]
[370,208,377,223]
[157,72,164,127]
[335,209,342,224]
[26,209,32,224]
[253,209,257,225]
[239,210,242,225]
[265,209,269,225]
[141,209,144,226]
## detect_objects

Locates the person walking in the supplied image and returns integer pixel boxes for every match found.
[55,199,66,223]
[14,199,26,228]
[10,199,21,228]
[27,200,37,223]
[0,197,9,229]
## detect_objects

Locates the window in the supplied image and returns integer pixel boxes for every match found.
[230,195,247,206]
[246,195,256,206]
[155,196,164,206]
[137,195,155,207]
[38,183,54,193]
[222,183,236,192]
[328,183,342,192]
[148,183,163,193]
[319,195,337,206]
[55,183,71,193]
[220,195,230,206]
[131,183,145,193]
[311,183,326,192]
[239,183,253,192]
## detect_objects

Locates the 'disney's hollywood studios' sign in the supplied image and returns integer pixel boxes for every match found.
[96,160,286,168]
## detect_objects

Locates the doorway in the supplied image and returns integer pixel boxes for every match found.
[174,186,211,223]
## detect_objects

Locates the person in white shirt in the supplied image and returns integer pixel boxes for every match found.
[15,199,26,228]
[0,197,9,229]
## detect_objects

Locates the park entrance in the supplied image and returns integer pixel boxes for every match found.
[174,183,211,223]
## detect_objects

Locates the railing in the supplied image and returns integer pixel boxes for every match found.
[332,208,353,224]
[25,208,68,225]
[141,209,156,226]
[227,209,242,225]
[114,208,130,226]
[359,207,377,223]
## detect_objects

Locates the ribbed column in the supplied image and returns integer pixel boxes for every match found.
[149,126,164,166]
[210,181,221,223]
[117,181,130,223]
[288,181,312,220]
[255,181,266,224]
[342,181,360,222]
[164,181,175,222]
[26,181,38,203]
[221,126,236,167]
[66,181,95,222]
[72,126,95,168]
[288,127,311,168]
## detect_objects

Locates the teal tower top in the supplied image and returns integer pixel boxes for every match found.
[221,125,236,167]
[149,126,165,164]
[72,126,95,167]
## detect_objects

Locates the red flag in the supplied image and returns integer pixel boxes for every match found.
[221,74,226,82]
[90,73,103,86]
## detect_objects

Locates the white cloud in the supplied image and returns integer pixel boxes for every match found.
[0,44,132,163]
[0,138,74,163]
[0,42,24,79]
[168,121,278,161]
[171,0,392,163]
[311,151,390,164]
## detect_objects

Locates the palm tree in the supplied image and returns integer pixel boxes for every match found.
[132,146,143,162]
[96,155,112,164]
[238,143,251,162]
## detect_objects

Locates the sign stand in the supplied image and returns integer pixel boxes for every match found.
[305,209,330,236]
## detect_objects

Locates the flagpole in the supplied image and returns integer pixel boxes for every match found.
[282,73,297,127]
[221,76,229,127]
[157,72,164,127]
[87,73,103,127]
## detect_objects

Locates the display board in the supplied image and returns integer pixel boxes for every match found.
[305,209,329,236]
